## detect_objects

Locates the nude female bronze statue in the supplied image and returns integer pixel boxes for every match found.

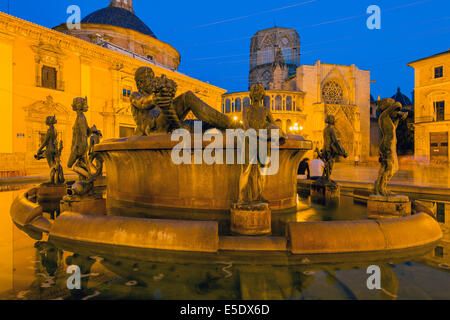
[131,66,241,135]
[68,97,91,181]
[89,125,104,179]
[67,97,103,196]
[316,115,348,181]
[374,98,408,196]
[35,115,65,185]
[237,83,286,204]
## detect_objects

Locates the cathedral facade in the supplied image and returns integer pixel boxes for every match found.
[223,27,371,161]
[0,1,225,177]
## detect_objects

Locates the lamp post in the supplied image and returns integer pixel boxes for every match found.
[289,123,303,133]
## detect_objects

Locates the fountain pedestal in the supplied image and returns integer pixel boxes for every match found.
[311,180,340,204]
[367,195,411,219]
[230,202,271,236]
[37,183,67,219]
[60,196,106,216]
[37,183,67,201]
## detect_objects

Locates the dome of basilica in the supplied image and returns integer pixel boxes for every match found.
[391,87,412,106]
[81,5,156,38]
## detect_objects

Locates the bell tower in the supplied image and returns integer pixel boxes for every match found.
[110,0,134,13]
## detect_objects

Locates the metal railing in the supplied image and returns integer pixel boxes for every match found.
[415,116,450,123]
[98,41,178,72]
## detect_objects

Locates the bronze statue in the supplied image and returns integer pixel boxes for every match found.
[374,98,408,196]
[131,66,241,135]
[34,115,65,185]
[237,83,286,204]
[67,97,96,196]
[89,125,104,179]
[317,115,348,181]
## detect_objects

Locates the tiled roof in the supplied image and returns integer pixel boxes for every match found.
[392,87,412,106]
[82,6,156,38]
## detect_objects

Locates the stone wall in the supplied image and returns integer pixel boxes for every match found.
[0,153,26,177]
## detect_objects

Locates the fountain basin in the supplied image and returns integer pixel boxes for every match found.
[10,188,442,255]
[95,134,312,215]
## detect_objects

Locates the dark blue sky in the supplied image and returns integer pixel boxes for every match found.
[2,0,449,99]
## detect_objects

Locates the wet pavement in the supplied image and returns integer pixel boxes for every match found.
[1,187,450,300]
[333,163,450,189]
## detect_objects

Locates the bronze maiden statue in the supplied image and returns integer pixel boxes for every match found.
[367,98,411,218]
[34,115,65,185]
[231,83,286,235]
[67,97,103,197]
[374,98,408,196]
[316,115,348,182]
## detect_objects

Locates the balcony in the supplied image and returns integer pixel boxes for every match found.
[416,115,450,124]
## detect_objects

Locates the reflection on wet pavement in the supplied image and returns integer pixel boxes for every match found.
[0,187,449,300]
[333,163,450,188]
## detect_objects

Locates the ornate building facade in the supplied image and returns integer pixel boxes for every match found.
[0,2,225,176]
[223,27,371,161]
[408,50,450,164]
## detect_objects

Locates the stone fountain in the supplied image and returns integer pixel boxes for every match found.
[10,67,443,256]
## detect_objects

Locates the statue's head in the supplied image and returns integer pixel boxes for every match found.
[135,66,155,94]
[72,97,88,113]
[250,83,266,106]
[90,125,102,137]
[46,115,57,126]
[377,98,402,114]
[325,115,335,125]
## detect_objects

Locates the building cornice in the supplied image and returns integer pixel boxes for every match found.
[408,50,450,66]
[223,90,305,97]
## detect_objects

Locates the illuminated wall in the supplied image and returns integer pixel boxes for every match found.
[409,51,450,164]
[0,12,226,176]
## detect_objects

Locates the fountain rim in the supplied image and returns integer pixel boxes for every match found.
[94,133,313,152]
[10,188,443,257]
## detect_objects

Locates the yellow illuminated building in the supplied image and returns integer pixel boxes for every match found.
[0,1,225,177]
[408,50,450,164]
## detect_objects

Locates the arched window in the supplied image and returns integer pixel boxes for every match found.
[286,96,293,111]
[235,98,242,112]
[293,48,299,65]
[251,54,257,69]
[322,81,344,105]
[260,47,274,64]
[225,99,231,113]
[243,97,250,109]
[263,96,271,109]
[275,119,283,130]
[283,48,292,64]
[262,70,271,82]
[275,95,282,111]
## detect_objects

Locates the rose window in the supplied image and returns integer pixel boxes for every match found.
[322,81,344,105]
